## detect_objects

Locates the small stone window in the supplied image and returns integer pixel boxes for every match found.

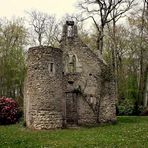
[50,63,54,72]
[90,96,96,104]
[48,63,55,75]
[68,80,74,84]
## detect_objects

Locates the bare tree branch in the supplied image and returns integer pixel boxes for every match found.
[26,10,60,47]
[77,0,136,54]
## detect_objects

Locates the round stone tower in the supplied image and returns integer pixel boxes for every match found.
[24,46,64,130]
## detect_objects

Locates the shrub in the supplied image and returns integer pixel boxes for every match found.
[140,107,148,116]
[117,99,134,115]
[0,97,20,124]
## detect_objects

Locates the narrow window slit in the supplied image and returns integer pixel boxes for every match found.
[50,63,54,72]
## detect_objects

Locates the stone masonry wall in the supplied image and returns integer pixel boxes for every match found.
[61,25,102,125]
[24,46,64,129]
[99,67,117,123]
[24,21,117,129]
[61,21,116,125]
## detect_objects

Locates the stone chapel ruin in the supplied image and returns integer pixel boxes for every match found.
[24,21,116,130]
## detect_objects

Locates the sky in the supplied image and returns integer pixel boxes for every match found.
[0,0,142,29]
[0,0,78,19]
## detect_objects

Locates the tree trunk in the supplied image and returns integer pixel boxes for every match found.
[97,26,104,55]
[38,33,42,46]
[138,0,146,105]
[111,17,118,103]
[144,66,148,107]
[138,48,145,105]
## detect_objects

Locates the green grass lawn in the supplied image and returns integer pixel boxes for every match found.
[0,116,148,148]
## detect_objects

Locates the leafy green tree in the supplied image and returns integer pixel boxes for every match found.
[0,18,27,104]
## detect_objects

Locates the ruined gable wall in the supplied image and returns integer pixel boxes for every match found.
[74,43,116,124]
[61,37,103,124]
[61,23,116,124]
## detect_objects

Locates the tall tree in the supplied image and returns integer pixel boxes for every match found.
[27,10,60,47]
[131,0,148,106]
[140,0,148,108]
[78,0,135,55]
[0,18,27,100]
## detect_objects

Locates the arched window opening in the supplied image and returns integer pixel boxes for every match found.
[68,55,76,73]
[64,55,69,73]
[72,55,76,72]
[65,54,77,73]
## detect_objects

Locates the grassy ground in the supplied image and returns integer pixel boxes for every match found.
[0,116,148,148]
